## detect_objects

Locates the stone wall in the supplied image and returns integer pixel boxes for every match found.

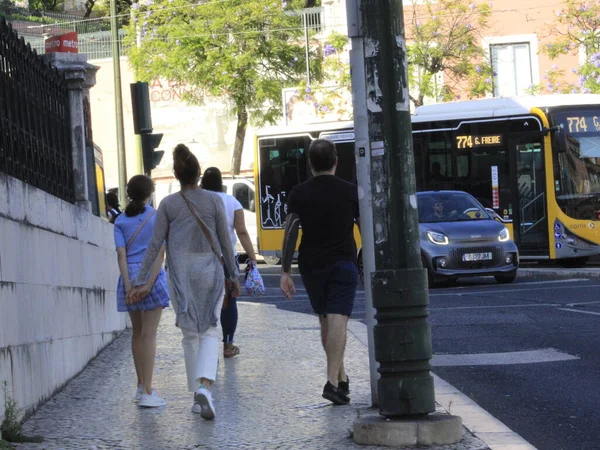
[0,173,126,422]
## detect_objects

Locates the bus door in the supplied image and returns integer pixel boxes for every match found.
[511,137,548,256]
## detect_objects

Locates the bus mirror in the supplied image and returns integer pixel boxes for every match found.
[249,199,256,213]
[547,125,567,153]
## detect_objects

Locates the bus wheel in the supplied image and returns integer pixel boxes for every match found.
[495,271,517,284]
[559,256,589,268]
[264,256,281,266]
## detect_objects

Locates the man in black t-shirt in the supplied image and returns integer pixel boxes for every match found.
[280,139,360,406]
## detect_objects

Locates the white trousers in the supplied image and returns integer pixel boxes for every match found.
[181,324,220,392]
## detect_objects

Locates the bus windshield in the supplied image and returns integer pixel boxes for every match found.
[551,109,600,220]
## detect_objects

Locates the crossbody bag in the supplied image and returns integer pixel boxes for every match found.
[180,191,235,300]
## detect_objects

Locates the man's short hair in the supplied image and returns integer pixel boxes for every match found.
[309,139,337,172]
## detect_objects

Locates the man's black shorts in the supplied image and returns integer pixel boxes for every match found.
[300,261,359,317]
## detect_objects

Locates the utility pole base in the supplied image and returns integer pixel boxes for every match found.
[353,413,463,447]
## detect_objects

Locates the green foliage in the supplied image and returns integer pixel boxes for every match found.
[543,0,600,94]
[127,0,318,124]
[406,0,493,106]
[27,0,64,12]
[1,382,43,444]
[127,0,320,172]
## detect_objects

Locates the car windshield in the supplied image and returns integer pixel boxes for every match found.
[418,192,492,223]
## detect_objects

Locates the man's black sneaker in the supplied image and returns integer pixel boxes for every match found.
[338,376,350,396]
[322,381,350,405]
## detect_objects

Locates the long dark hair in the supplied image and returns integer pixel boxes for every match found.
[124,175,155,217]
[201,166,223,192]
[173,144,200,186]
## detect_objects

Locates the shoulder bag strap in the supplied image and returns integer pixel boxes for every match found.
[180,191,226,265]
[126,210,156,251]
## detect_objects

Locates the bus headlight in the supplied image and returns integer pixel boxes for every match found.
[427,231,449,245]
[498,227,510,242]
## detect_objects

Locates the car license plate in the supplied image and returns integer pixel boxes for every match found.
[462,252,492,262]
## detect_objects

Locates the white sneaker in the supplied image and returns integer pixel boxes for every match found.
[193,387,216,420]
[134,385,144,403]
[138,390,166,408]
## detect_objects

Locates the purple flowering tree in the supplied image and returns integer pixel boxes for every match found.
[541,0,600,94]
[127,0,323,174]
[407,0,493,107]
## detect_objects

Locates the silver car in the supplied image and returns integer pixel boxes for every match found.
[418,191,518,286]
[357,190,519,287]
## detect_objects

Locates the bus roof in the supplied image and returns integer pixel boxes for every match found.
[256,95,600,136]
[256,120,354,137]
[412,94,600,123]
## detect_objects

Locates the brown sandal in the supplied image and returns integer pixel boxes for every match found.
[223,345,240,358]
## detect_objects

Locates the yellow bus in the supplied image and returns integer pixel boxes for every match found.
[254,94,600,266]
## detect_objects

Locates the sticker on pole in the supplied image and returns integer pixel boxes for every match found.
[491,166,499,209]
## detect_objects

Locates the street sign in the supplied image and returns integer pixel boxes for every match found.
[45,32,78,54]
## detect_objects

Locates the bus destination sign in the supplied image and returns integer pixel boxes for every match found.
[456,134,503,149]
[565,115,600,133]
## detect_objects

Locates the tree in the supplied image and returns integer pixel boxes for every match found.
[540,0,600,94]
[406,0,493,107]
[127,0,320,174]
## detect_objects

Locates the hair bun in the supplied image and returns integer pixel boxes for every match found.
[173,144,191,163]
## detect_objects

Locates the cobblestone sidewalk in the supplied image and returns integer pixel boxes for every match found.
[16,303,488,450]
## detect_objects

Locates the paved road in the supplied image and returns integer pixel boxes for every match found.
[244,266,600,450]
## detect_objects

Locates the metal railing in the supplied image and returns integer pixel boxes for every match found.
[6,6,323,61]
[0,16,74,202]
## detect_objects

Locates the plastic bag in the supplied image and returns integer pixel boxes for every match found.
[245,261,265,297]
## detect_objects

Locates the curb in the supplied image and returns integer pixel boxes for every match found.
[518,267,600,280]
[347,319,537,450]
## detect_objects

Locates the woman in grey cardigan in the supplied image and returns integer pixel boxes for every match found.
[129,144,240,420]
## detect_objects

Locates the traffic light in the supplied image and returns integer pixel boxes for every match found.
[131,82,153,134]
[141,133,164,175]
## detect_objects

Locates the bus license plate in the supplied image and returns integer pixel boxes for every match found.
[462,252,492,262]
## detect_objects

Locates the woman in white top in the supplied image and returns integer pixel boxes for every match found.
[201,167,257,358]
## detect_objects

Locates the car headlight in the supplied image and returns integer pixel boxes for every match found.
[426,230,449,245]
[498,227,510,242]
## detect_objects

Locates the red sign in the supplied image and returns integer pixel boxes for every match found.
[45,32,78,54]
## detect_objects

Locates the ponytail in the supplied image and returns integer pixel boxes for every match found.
[124,199,147,217]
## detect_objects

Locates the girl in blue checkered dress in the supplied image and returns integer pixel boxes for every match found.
[114,175,170,408]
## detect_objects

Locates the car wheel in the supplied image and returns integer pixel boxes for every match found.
[264,256,281,266]
[495,271,517,284]
[558,256,589,268]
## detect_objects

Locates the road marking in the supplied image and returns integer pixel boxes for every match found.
[565,301,600,307]
[433,348,579,367]
[430,303,557,311]
[557,308,600,317]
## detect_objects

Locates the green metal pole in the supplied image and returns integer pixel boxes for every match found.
[132,8,144,176]
[110,0,127,205]
[355,0,435,416]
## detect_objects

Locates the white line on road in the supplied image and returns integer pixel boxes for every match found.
[557,308,600,317]
[433,348,579,367]
[430,303,557,311]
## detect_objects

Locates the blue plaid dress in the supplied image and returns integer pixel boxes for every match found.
[116,263,170,312]
[114,207,170,312]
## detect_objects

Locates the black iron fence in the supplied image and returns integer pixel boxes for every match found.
[0,16,74,202]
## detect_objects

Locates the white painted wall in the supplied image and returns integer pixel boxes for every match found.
[0,174,127,422]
